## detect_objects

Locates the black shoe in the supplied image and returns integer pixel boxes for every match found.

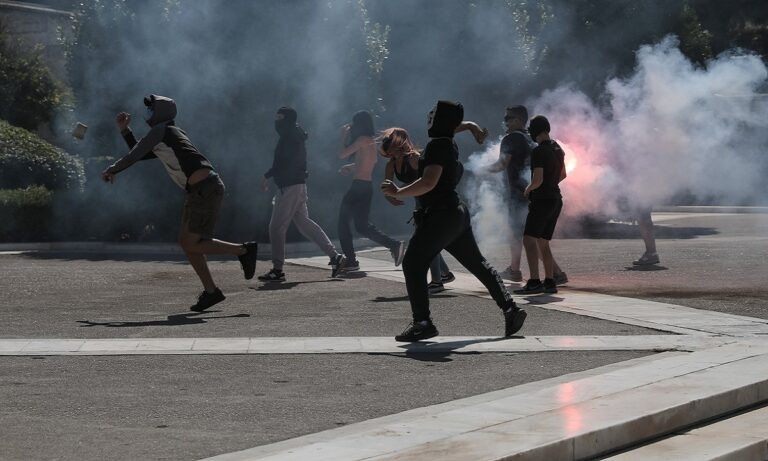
[513,279,544,295]
[329,254,346,278]
[427,281,445,295]
[238,242,258,280]
[395,321,439,342]
[441,271,456,284]
[258,268,286,281]
[344,259,360,271]
[504,306,527,337]
[191,288,225,312]
[543,278,558,294]
[553,271,568,286]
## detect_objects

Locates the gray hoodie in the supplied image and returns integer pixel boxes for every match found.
[108,95,213,189]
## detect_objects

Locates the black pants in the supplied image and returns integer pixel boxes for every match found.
[338,180,399,260]
[402,202,514,322]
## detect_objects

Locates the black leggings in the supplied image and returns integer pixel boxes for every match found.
[338,180,399,260]
[402,203,514,322]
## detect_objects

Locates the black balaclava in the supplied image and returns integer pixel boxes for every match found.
[428,100,464,138]
[347,110,374,146]
[528,115,551,140]
[143,94,177,127]
[275,107,298,136]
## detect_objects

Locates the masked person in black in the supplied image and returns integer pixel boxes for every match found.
[259,107,346,281]
[514,115,566,295]
[102,95,258,312]
[381,101,527,342]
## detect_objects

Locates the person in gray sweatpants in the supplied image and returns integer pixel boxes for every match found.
[258,107,345,281]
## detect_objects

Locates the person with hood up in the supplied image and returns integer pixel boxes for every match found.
[258,107,346,281]
[381,100,527,342]
[337,110,405,272]
[101,94,258,312]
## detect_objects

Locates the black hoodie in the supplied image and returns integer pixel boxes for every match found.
[419,100,465,208]
[265,107,309,188]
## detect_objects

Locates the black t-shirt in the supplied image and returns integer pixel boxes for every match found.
[529,140,565,201]
[418,138,463,208]
[500,130,534,194]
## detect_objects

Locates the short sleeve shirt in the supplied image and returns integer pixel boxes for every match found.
[501,130,534,194]
[529,140,565,201]
[418,138,463,208]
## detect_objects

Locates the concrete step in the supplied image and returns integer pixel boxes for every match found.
[604,405,768,461]
[202,342,768,461]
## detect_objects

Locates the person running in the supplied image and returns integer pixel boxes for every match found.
[379,127,454,295]
[381,100,527,342]
[514,115,566,295]
[101,94,257,312]
[338,110,404,271]
[258,107,346,281]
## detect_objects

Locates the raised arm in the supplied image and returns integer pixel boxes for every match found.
[455,121,488,144]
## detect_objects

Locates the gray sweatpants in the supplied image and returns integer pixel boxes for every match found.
[270,184,337,270]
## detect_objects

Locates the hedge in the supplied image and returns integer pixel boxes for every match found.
[0,185,52,241]
[0,119,85,191]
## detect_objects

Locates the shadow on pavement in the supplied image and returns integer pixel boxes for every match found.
[623,265,669,271]
[77,311,250,327]
[250,279,345,291]
[368,336,520,362]
[372,293,457,303]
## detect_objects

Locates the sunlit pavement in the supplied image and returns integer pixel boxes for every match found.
[1,209,767,460]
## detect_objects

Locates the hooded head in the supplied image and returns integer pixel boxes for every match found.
[143,94,177,127]
[427,100,464,138]
[528,115,551,141]
[275,107,298,136]
[347,110,375,146]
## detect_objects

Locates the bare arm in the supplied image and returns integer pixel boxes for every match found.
[382,164,442,199]
[455,121,488,144]
[486,154,511,173]
[524,167,544,197]
[339,136,374,159]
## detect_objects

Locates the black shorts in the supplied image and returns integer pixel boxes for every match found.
[524,197,562,240]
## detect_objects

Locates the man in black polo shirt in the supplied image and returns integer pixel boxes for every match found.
[514,115,566,294]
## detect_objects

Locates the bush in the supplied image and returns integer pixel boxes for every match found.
[0,119,85,191]
[0,185,52,241]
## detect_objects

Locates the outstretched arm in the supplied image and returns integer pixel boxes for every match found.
[455,121,488,144]
[103,124,164,178]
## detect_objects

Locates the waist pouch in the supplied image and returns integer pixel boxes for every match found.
[411,201,461,227]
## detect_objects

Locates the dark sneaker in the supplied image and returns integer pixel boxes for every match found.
[191,288,225,312]
[441,271,456,284]
[238,242,258,280]
[395,321,439,342]
[258,268,285,281]
[543,278,558,294]
[329,254,346,278]
[504,306,527,337]
[513,279,544,295]
[499,266,523,282]
[553,271,569,286]
[633,252,660,265]
[344,259,360,271]
[427,281,445,294]
[390,241,406,266]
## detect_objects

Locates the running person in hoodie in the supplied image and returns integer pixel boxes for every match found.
[258,107,346,281]
[338,110,405,271]
[381,100,527,342]
[101,94,257,312]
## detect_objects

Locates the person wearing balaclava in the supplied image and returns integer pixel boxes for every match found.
[101,94,258,312]
[513,115,567,295]
[381,100,527,342]
[259,107,346,281]
[337,110,405,271]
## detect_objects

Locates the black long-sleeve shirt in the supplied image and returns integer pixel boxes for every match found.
[264,127,309,188]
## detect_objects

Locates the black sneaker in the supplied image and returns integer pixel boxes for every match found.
[344,259,360,271]
[513,279,544,295]
[395,321,439,342]
[553,271,568,286]
[329,254,346,278]
[258,268,285,281]
[390,241,406,266]
[427,281,445,294]
[441,271,456,284]
[238,242,258,280]
[543,278,557,294]
[191,288,225,312]
[504,306,527,337]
